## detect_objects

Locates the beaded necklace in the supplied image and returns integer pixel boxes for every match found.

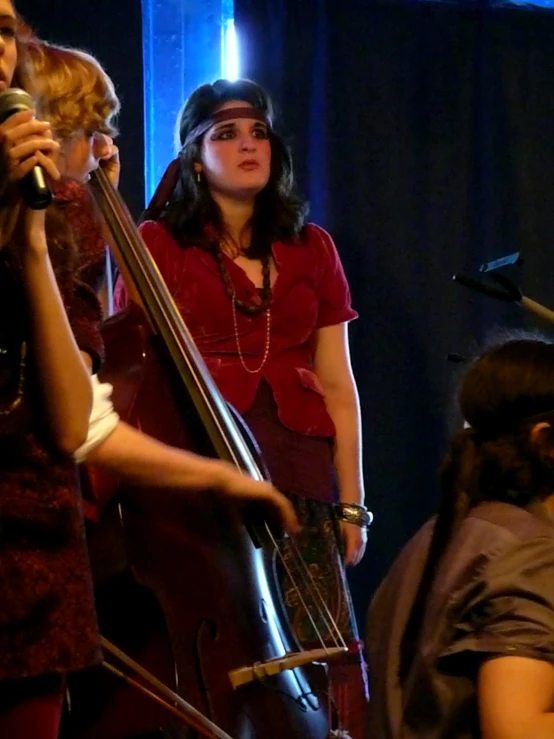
[212,248,272,374]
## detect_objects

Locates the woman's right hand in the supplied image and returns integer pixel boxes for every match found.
[97,134,120,188]
[0,110,60,184]
[216,463,301,535]
[0,111,61,250]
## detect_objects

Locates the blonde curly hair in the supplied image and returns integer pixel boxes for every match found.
[17,35,120,140]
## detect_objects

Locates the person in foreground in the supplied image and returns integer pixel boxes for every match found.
[367,337,554,739]
[117,78,370,735]
[0,2,100,737]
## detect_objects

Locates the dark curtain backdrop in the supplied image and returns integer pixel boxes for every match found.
[17,0,144,217]
[236,0,554,626]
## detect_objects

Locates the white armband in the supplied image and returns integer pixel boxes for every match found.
[74,375,120,463]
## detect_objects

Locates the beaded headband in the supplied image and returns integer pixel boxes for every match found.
[180,106,272,151]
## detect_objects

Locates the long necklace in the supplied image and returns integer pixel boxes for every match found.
[213,247,272,374]
[231,297,271,374]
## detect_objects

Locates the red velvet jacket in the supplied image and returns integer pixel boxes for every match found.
[116,221,357,438]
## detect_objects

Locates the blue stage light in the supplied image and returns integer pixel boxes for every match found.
[142,0,238,204]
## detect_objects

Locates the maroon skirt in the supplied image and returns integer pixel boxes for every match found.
[242,379,338,504]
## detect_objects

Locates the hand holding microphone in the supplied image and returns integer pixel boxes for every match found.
[0,88,60,210]
[98,135,120,188]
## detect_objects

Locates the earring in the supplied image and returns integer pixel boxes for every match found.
[196,171,201,183]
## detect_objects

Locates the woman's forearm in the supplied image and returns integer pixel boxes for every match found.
[86,420,229,490]
[23,246,92,454]
[323,386,365,505]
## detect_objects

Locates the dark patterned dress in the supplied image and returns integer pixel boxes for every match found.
[0,186,105,682]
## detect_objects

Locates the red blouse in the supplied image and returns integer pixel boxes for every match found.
[116,221,357,438]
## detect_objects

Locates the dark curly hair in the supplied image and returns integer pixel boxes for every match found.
[160,79,308,258]
[400,337,554,679]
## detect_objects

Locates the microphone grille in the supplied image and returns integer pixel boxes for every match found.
[0,88,34,123]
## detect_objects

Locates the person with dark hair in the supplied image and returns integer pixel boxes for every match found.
[367,338,554,739]
[115,78,370,736]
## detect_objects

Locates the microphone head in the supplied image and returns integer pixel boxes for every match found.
[0,88,34,124]
[0,88,50,210]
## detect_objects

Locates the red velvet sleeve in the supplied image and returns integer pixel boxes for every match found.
[307,224,358,329]
[60,179,108,295]
[54,179,106,371]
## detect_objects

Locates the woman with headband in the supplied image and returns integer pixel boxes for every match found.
[116,78,370,736]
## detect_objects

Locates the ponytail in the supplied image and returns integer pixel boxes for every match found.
[398,429,476,679]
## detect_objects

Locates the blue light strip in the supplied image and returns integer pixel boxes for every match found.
[142,0,237,205]
[221,0,239,81]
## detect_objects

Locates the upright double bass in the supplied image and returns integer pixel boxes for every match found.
[64,168,346,739]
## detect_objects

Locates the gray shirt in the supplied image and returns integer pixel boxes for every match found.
[366,501,554,739]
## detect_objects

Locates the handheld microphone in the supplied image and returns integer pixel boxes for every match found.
[0,88,53,210]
